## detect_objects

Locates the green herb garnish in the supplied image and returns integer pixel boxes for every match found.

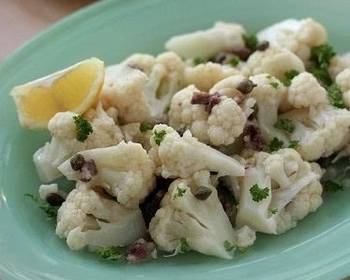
[269,81,279,89]
[250,184,270,202]
[97,247,123,261]
[268,137,284,152]
[243,33,258,50]
[153,129,167,145]
[310,44,336,68]
[324,180,344,192]
[179,238,190,253]
[229,56,239,67]
[24,193,58,219]
[173,185,187,199]
[224,240,235,252]
[283,69,299,86]
[327,84,346,108]
[73,115,93,142]
[270,208,278,215]
[140,122,153,132]
[308,66,333,86]
[193,57,205,65]
[274,118,295,133]
[288,140,299,149]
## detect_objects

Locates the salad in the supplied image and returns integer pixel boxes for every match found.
[10,18,350,263]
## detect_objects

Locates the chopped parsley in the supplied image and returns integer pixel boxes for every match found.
[327,84,346,108]
[250,184,270,202]
[283,69,299,86]
[268,137,284,152]
[229,56,240,67]
[224,240,235,252]
[179,238,190,253]
[153,129,167,145]
[73,115,93,142]
[310,44,336,68]
[173,185,187,199]
[193,57,205,65]
[270,208,278,215]
[308,44,336,86]
[274,118,295,133]
[140,122,153,132]
[96,247,123,261]
[288,140,299,149]
[24,193,58,219]
[269,81,279,89]
[324,180,344,192]
[243,33,258,50]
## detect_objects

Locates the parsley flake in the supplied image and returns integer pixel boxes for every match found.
[288,140,299,149]
[73,115,93,142]
[268,137,284,152]
[153,129,167,145]
[324,180,344,192]
[24,193,58,219]
[179,238,190,253]
[269,81,279,89]
[310,44,336,68]
[173,185,187,199]
[283,69,299,86]
[250,184,270,202]
[270,208,278,215]
[243,33,258,50]
[327,84,346,108]
[140,122,153,132]
[224,240,235,252]
[229,56,240,67]
[97,247,123,261]
[193,57,205,65]
[274,118,295,133]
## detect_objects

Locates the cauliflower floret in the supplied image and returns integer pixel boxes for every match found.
[257,18,327,62]
[102,52,184,123]
[149,171,236,259]
[121,122,152,150]
[184,62,240,91]
[288,72,328,108]
[329,52,350,78]
[336,68,350,107]
[236,149,322,234]
[246,47,305,80]
[149,124,245,178]
[234,226,256,249]
[165,21,246,60]
[56,183,146,250]
[58,142,155,209]
[249,74,289,143]
[282,105,350,160]
[169,85,246,146]
[33,104,124,182]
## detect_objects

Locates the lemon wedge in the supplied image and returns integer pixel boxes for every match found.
[10,57,105,129]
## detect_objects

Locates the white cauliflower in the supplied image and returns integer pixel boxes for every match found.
[149,124,245,178]
[184,62,240,91]
[121,122,153,150]
[102,52,184,123]
[39,183,67,201]
[236,149,322,234]
[149,171,236,259]
[234,226,256,249]
[329,52,350,78]
[249,74,289,143]
[33,104,124,183]
[336,68,350,107]
[165,21,246,60]
[246,47,305,80]
[257,18,327,62]
[168,84,246,146]
[58,142,155,209]
[56,183,146,250]
[282,105,350,160]
[288,72,328,108]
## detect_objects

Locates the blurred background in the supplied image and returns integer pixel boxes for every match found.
[0,0,96,61]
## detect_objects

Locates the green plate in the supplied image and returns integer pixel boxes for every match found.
[1,0,350,279]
